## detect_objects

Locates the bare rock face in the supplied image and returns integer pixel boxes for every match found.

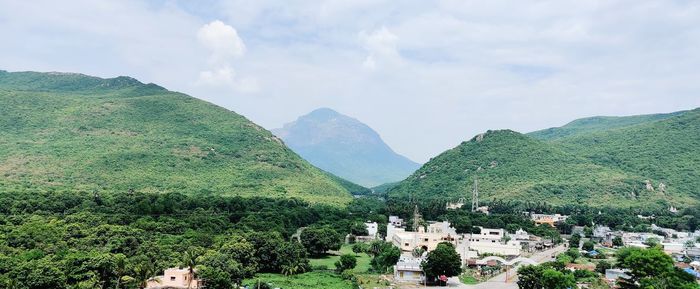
[476,133,485,142]
[645,180,655,191]
[658,182,666,193]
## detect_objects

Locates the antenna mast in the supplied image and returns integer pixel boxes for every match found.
[471,177,479,212]
[412,205,421,232]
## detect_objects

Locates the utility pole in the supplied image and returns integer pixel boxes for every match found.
[471,177,479,212]
[413,205,421,232]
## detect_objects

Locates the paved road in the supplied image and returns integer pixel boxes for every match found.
[447,244,567,289]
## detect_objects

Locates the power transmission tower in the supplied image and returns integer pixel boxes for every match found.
[471,177,479,212]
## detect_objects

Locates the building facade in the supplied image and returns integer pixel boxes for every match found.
[146,268,199,289]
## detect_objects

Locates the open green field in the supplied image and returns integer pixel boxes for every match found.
[309,244,372,272]
[244,272,354,289]
[306,244,391,288]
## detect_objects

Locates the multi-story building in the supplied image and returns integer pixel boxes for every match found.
[386,222,522,263]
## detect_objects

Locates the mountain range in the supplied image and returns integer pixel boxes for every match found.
[388,109,700,208]
[0,71,353,205]
[272,108,420,187]
[2,70,697,209]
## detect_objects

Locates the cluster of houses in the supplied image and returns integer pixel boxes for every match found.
[383,215,543,282]
[573,223,700,286]
[144,210,700,287]
[527,212,569,227]
[589,224,700,260]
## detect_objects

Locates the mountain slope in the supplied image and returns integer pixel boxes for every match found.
[387,130,690,207]
[549,108,700,201]
[0,71,352,205]
[272,108,420,187]
[528,111,685,141]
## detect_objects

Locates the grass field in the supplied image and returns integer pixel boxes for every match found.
[459,274,479,284]
[309,244,372,272]
[306,244,391,288]
[243,272,354,289]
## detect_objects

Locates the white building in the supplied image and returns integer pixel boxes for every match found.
[513,228,530,241]
[386,222,521,265]
[394,256,425,282]
[389,216,404,228]
[365,221,378,238]
[388,221,459,253]
[466,227,521,256]
[622,232,665,247]
[605,269,630,282]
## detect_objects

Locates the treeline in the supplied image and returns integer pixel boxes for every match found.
[0,190,387,289]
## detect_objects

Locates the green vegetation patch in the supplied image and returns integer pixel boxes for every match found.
[0,71,351,205]
[244,272,354,289]
[309,244,372,272]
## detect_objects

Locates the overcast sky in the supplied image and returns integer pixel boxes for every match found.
[2,0,699,162]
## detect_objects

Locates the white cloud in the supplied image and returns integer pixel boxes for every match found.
[359,26,401,69]
[197,67,236,86]
[2,0,700,162]
[196,67,260,93]
[197,20,246,62]
[195,20,257,93]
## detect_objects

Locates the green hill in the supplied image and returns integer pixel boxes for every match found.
[0,71,352,205]
[387,130,691,207]
[549,108,700,201]
[528,111,685,141]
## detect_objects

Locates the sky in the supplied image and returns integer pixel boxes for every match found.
[1,0,700,163]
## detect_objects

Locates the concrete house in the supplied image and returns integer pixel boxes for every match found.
[394,256,425,282]
[146,268,199,289]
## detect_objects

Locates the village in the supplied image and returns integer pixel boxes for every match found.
[143,202,700,289]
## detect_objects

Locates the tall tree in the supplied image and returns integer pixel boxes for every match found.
[300,226,342,257]
[616,247,697,289]
[181,248,200,289]
[421,242,462,283]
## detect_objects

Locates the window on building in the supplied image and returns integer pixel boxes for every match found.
[170,276,176,281]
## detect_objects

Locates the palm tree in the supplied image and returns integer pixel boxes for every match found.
[113,255,130,289]
[181,249,200,289]
[368,240,382,256]
[123,263,159,289]
[411,247,425,258]
[281,264,300,277]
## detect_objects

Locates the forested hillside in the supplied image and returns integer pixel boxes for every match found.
[388,130,692,208]
[549,108,700,200]
[0,71,352,205]
[528,111,685,141]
